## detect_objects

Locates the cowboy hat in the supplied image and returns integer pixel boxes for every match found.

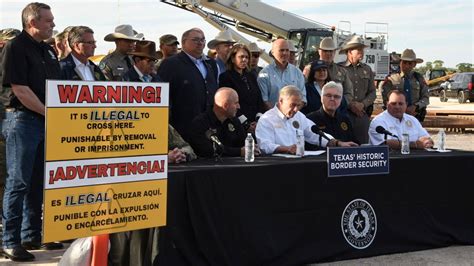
[400,49,423,63]
[288,41,299,52]
[207,30,236,49]
[318,37,337,51]
[104,24,143,42]
[339,35,368,54]
[128,41,159,60]
[247,42,263,54]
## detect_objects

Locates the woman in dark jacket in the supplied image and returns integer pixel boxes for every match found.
[219,44,267,132]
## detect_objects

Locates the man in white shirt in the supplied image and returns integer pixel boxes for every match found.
[256,85,358,155]
[59,26,105,81]
[257,39,306,109]
[369,90,434,149]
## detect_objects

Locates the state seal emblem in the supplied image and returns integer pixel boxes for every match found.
[341,199,377,249]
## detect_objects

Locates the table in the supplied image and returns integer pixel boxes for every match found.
[156,150,474,266]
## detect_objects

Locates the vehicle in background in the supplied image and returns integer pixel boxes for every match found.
[439,72,474,103]
[425,68,455,96]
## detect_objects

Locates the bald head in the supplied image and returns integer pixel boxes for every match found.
[271,39,290,66]
[214,87,240,119]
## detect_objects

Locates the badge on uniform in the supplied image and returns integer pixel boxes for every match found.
[228,123,235,132]
[363,70,367,75]
[406,120,413,127]
[292,121,300,129]
[340,122,348,131]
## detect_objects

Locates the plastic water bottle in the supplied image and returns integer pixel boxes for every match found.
[295,130,305,157]
[401,133,410,155]
[437,128,446,151]
[245,133,255,162]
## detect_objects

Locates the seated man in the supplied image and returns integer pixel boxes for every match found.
[307,81,357,143]
[369,90,434,149]
[256,85,358,155]
[190,87,260,157]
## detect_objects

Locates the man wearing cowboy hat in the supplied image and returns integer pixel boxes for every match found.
[207,29,236,75]
[339,35,376,144]
[123,40,160,82]
[99,24,143,81]
[59,26,105,81]
[382,48,429,122]
[318,37,354,110]
[248,42,263,76]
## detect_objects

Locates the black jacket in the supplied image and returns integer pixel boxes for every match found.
[59,54,105,81]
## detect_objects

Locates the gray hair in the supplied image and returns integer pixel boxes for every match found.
[68,26,94,47]
[181,28,204,44]
[321,81,343,96]
[279,85,302,100]
[21,2,51,29]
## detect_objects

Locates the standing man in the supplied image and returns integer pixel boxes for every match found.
[1,2,63,261]
[369,90,433,149]
[207,30,236,75]
[59,26,105,81]
[158,27,219,142]
[382,49,429,122]
[258,39,306,109]
[155,33,179,69]
[99,24,143,80]
[248,42,263,76]
[339,35,376,144]
[318,37,354,110]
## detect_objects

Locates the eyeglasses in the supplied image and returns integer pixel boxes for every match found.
[188,37,206,44]
[142,57,157,63]
[323,94,342,100]
[251,53,260,58]
[79,40,96,45]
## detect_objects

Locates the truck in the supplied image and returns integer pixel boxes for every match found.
[161,0,390,81]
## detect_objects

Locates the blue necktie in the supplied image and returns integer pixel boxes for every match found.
[404,75,412,105]
[142,75,151,82]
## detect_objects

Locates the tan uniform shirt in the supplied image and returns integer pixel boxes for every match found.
[327,62,354,103]
[382,71,430,108]
[342,60,376,108]
[99,50,133,81]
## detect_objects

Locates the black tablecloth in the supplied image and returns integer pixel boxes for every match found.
[154,150,474,266]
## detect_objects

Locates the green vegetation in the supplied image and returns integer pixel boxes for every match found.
[415,61,473,75]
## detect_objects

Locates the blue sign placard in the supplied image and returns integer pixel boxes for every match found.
[327,145,389,177]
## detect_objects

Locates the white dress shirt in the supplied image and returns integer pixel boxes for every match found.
[369,110,430,145]
[256,106,333,154]
[72,54,94,81]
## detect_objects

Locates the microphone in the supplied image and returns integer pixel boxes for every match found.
[311,125,331,141]
[205,129,224,147]
[375,126,398,139]
[238,115,250,130]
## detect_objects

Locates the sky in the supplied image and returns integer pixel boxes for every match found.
[0,0,472,68]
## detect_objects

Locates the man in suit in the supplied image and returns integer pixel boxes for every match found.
[59,26,105,81]
[123,40,160,82]
[157,27,219,142]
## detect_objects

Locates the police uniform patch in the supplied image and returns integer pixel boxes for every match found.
[341,199,377,249]
[292,121,300,129]
[99,61,106,70]
[228,123,235,132]
[340,122,348,131]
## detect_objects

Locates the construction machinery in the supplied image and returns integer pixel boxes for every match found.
[161,0,390,81]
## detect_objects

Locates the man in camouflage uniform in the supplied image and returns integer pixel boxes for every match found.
[318,37,354,113]
[382,49,429,122]
[339,35,376,144]
[99,24,143,80]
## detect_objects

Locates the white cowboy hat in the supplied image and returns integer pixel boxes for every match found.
[247,42,264,53]
[400,49,423,63]
[318,37,337,51]
[207,30,236,49]
[339,35,368,54]
[104,24,143,42]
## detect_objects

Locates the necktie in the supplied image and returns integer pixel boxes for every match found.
[404,75,412,105]
[142,75,151,82]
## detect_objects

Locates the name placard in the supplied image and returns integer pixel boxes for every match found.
[327,145,389,177]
